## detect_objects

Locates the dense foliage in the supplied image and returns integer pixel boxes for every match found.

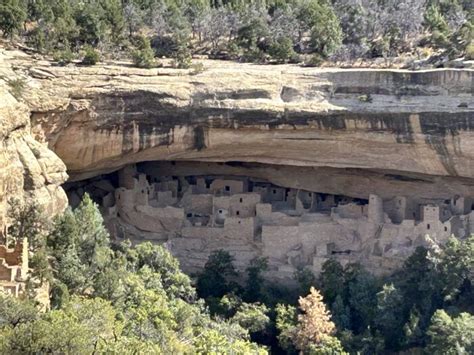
[195,237,473,353]
[0,0,472,66]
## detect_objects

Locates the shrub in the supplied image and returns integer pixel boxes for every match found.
[276,303,298,353]
[6,77,26,100]
[132,36,155,69]
[370,37,390,58]
[293,287,346,354]
[171,40,192,69]
[303,54,324,67]
[298,0,342,57]
[244,257,268,302]
[0,1,26,38]
[53,48,75,65]
[26,27,47,53]
[190,62,205,75]
[466,43,474,60]
[430,30,451,49]
[288,53,302,64]
[241,46,267,63]
[237,18,269,50]
[231,303,270,334]
[268,37,296,63]
[132,49,155,68]
[196,250,237,299]
[226,41,240,60]
[295,267,317,296]
[424,5,449,34]
[81,46,100,65]
[151,35,179,58]
[426,310,474,354]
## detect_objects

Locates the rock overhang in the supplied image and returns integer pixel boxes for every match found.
[1,48,473,202]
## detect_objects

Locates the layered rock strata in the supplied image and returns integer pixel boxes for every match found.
[8,52,471,202]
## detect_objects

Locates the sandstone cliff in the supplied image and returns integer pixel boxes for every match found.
[21,54,474,201]
[0,50,67,231]
[0,47,473,226]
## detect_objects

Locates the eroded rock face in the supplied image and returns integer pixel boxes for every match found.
[12,54,471,202]
[0,50,68,232]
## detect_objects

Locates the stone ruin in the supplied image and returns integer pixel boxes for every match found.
[0,239,28,297]
[66,163,474,285]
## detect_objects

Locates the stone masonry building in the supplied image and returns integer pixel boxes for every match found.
[66,163,474,285]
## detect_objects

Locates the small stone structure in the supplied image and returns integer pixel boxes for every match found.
[0,240,28,297]
[66,163,474,285]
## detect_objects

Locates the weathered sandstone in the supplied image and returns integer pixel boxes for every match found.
[0,50,67,231]
[8,53,471,202]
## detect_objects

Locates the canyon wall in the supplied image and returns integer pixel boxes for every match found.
[17,53,473,201]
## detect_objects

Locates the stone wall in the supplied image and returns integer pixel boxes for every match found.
[0,240,28,297]
[73,165,474,283]
[0,243,23,266]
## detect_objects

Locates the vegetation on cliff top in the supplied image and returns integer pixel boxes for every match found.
[0,0,472,67]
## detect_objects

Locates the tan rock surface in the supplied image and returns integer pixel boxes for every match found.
[0,49,68,231]
[1,48,473,226]
[23,54,474,200]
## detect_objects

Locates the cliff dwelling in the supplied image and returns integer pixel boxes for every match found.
[1,48,473,287]
[0,240,28,297]
[65,160,474,284]
[1,0,474,347]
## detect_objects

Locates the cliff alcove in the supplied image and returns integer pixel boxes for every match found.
[1,49,473,282]
[63,159,474,283]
